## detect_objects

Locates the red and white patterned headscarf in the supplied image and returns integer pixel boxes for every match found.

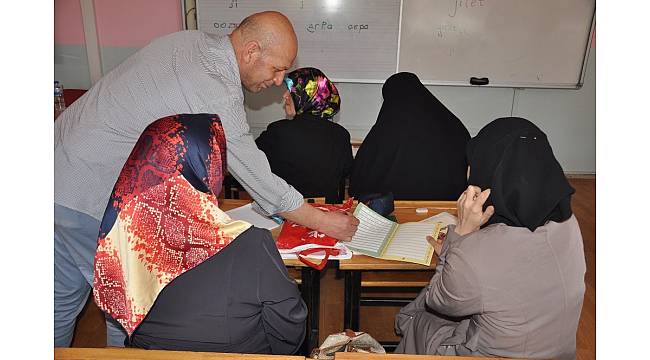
[93,114,251,335]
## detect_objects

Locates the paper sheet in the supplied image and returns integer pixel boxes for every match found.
[420,212,457,226]
[225,203,280,230]
[383,222,439,263]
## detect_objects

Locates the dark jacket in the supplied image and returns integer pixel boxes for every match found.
[256,114,353,203]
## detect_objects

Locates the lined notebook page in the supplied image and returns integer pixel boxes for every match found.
[383,223,438,264]
[348,203,396,257]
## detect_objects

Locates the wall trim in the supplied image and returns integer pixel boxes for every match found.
[80,0,103,84]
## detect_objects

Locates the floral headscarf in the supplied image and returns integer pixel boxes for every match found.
[284,67,340,119]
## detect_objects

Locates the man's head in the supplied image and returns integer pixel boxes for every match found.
[230,11,298,93]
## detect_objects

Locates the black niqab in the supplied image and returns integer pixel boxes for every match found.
[467,117,574,232]
[349,72,470,200]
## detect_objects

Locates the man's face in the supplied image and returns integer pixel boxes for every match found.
[241,45,295,93]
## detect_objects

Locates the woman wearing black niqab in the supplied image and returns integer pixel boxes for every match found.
[394,117,585,360]
[349,72,470,200]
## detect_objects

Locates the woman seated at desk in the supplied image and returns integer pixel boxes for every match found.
[349,72,470,201]
[255,67,353,203]
[394,117,585,360]
[92,114,307,354]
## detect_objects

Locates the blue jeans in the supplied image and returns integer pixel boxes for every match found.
[54,203,127,347]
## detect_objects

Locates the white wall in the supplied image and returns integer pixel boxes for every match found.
[244,48,596,174]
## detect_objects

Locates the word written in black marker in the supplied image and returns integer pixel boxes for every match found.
[306,21,371,33]
[348,24,369,33]
[435,23,468,38]
[213,22,239,30]
[448,0,486,18]
[306,21,334,33]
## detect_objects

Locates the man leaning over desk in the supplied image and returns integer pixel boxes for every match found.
[54,11,359,347]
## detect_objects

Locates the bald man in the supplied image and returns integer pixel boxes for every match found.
[54,11,358,348]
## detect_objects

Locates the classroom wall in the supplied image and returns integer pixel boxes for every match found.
[54,1,595,174]
[54,0,183,88]
[93,0,183,74]
[54,0,90,89]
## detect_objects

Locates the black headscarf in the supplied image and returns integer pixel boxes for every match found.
[467,117,574,232]
[349,72,470,200]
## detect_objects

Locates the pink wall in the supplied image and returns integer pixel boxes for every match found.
[94,0,183,48]
[55,0,86,45]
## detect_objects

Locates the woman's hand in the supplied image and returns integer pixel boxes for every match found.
[455,185,495,236]
[426,234,445,257]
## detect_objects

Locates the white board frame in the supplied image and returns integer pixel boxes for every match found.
[188,0,595,88]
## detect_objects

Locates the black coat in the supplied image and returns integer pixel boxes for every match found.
[255,114,353,203]
[349,72,470,200]
[130,227,307,354]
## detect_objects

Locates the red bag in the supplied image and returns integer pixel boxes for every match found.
[276,199,354,270]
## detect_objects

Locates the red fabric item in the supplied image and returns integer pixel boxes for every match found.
[63,89,87,105]
[276,199,353,269]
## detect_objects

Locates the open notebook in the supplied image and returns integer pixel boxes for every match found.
[348,203,456,265]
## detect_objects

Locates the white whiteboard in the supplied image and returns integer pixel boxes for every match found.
[196,0,400,82]
[398,0,595,88]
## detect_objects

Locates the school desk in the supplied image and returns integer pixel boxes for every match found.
[54,347,305,360]
[220,199,457,353]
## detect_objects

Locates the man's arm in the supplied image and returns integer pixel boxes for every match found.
[280,203,359,241]
[215,101,359,240]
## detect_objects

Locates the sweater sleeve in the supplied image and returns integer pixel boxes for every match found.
[425,227,483,317]
[214,102,304,216]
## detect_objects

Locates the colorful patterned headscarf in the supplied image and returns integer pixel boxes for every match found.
[93,114,251,335]
[284,67,340,119]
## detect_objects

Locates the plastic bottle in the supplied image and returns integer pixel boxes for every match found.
[55,81,66,119]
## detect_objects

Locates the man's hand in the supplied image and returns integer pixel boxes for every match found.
[279,202,360,241]
[317,210,359,241]
[455,185,495,236]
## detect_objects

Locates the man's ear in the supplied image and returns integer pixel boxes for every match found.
[242,40,262,65]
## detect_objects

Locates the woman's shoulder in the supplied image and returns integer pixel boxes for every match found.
[450,223,522,255]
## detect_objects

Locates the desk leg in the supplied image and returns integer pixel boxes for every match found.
[343,270,361,331]
[300,267,319,356]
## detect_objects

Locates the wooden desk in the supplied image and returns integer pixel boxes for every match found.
[334,352,515,359]
[54,347,305,360]
[218,199,321,356]
[338,201,457,337]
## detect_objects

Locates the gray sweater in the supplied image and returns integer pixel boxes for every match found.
[396,216,586,359]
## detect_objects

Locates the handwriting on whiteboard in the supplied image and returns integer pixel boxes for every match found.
[448,0,486,18]
[435,22,468,38]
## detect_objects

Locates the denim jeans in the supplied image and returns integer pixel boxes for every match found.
[54,203,127,347]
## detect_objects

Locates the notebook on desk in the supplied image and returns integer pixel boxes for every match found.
[224,203,280,230]
[348,203,456,265]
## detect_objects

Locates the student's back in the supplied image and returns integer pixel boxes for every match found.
[130,227,307,354]
[256,114,352,203]
[349,72,470,200]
